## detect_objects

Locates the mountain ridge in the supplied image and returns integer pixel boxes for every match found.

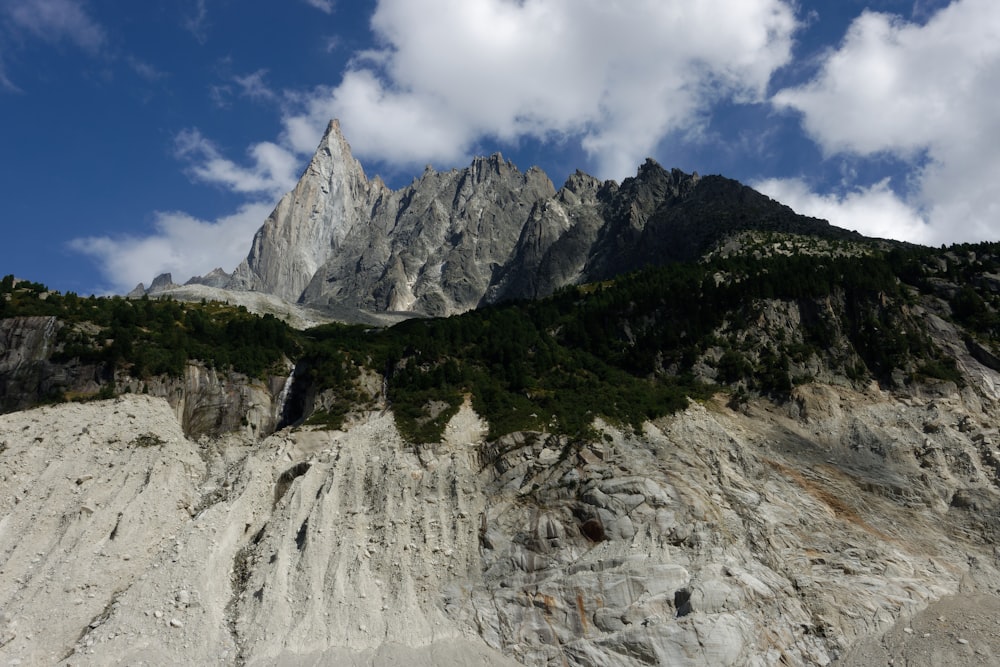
[11,122,1000,666]
[138,119,869,319]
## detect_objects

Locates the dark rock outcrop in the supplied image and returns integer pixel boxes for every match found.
[0,315,292,438]
[0,316,108,411]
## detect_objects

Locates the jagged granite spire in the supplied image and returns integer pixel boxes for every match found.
[224,121,856,317]
[228,120,556,315]
[227,120,380,303]
[297,151,557,315]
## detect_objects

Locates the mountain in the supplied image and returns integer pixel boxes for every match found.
[8,124,1000,664]
[7,234,1000,664]
[4,256,1000,664]
[224,120,556,316]
[212,120,861,318]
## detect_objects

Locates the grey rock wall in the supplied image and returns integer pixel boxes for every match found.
[220,120,852,318]
[0,316,107,411]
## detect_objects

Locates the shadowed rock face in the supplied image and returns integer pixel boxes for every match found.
[0,316,292,438]
[0,316,107,411]
[222,121,854,317]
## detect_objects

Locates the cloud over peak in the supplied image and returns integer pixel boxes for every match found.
[59,1,1000,295]
[772,0,1000,243]
[174,129,299,198]
[286,0,800,180]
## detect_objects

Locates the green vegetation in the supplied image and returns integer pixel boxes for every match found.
[295,252,921,442]
[4,239,1000,443]
[1,276,298,380]
[888,242,1000,344]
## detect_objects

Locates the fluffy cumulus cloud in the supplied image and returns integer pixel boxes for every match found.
[754,177,934,244]
[772,0,1000,243]
[282,0,798,179]
[173,129,299,198]
[141,0,800,290]
[75,0,1000,292]
[71,124,298,292]
[69,202,275,294]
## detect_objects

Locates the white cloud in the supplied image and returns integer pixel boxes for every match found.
[183,0,208,44]
[773,0,1000,243]
[234,69,276,102]
[304,0,334,14]
[69,202,276,294]
[753,177,934,244]
[281,0,799,179]
[174,129,299,198]
[126,56,166,81]
[3,0,105,53]
[76,0,801,290]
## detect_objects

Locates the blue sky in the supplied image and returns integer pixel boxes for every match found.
[1,0,995,296]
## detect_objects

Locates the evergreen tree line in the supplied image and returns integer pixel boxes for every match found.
[4,239,998,441]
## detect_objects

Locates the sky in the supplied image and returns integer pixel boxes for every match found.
[1,0,997,296]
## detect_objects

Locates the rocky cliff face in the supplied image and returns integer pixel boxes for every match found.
[297,153,556,316]
[217,120,853,317]
[3,368,1000,665]
[136,362,293,439]
[0,316,107,411]
[0,315,292,438]
[229,120,383,304]
[9,249,1000,664]
[226,120,557,317]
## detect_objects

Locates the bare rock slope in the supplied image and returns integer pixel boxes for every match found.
[3,364,1000,665]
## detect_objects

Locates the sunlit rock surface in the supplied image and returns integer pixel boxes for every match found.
[2,373,1000,665]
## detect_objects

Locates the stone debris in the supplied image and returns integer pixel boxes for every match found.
[2,385,1000,665]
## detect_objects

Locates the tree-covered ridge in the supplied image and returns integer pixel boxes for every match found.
[704,230,887,261]
[4,240,1000,442]
[300,243,996,442]
[889,242,1000,343]
[1,276,298,380]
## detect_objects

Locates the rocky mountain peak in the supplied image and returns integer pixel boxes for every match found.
[213,120,858,319]
[562,169,603,195]
[620,159,700,203]
[307,119,368,195]
[225,119,376,303]
[149,272,177,292]
[184,267,231,289]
